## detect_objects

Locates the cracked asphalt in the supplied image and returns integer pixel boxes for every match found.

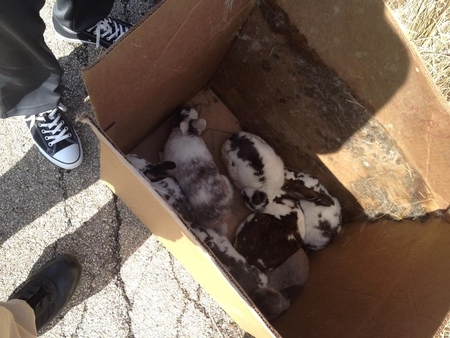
[0,1,248,337]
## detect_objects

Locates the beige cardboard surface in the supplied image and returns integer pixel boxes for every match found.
[272,218,450,338]
[83,0,450,337]
[275,0,450,210]
[83,0,255,153]
[83,115,277,338]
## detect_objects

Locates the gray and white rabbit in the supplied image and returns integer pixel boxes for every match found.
[192,227,268,293]
[163,107,233,235]
[222,131,285,212]
[266,248,310,290]
[193,227,303,321]
[126,154,196,225]
[252,248,309,320]
[283,168,342,250]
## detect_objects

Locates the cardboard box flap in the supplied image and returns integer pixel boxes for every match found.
[210,1,448,221]
[272,219,450,338]
[273,0,450,208]
[83,0,255,153]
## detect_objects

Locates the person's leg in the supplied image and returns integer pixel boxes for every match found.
[0,1,62,118]
[54,0,115,32]
[8,254,82,332]
[53,0,131,48]
[0,300,37,338]
[0,1,84,169]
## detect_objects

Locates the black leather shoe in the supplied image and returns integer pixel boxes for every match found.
[8,254,82,330]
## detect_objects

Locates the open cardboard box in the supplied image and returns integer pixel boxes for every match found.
[82,0,450,337]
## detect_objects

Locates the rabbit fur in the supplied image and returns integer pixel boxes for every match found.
[222,131,285,212]
[126,154,196,225]
[193,226,304,321]
[163,107,233,235]
[284,168,342,250]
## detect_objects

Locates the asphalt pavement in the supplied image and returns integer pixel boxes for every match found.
[0,1,248,337]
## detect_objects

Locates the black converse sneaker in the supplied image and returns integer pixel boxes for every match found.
[52,15,131,48]
[24,104,83,170]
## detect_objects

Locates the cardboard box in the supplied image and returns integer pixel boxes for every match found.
[82,0,450,337]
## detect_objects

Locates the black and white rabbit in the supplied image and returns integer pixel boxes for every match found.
[283,168,342,250]
[163,107,233,235]
[126,154,196,225]
[193,227,302,321]
[234,205,305,271]
[221,131,285,212]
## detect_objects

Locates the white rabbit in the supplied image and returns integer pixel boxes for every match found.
[126,154,196,225]
[163,107,233,235]
[283,168,342,250]
[222,131,285,212]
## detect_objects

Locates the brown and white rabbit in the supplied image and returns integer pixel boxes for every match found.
[283,168,342,250]
[126,154,196,225]
[234,205,305,271]
[163,107,233,235]
[221,131,285,212]
[193,227,303,321]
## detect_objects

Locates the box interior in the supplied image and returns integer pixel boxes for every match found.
[82,0,450,337]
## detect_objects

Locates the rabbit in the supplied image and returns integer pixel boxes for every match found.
[283,168,342,250]
[126,154,196,225]
[193,226,301,321]
[163,107,233,235]
[251,249,309,321]
[266,248,310,291]
[222,131,285,212]
[192,227,268,292]
[234,200,305,271]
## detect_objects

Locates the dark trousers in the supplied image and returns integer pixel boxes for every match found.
[0,0,114,118]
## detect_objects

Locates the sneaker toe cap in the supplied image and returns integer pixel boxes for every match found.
[54,144,83,169]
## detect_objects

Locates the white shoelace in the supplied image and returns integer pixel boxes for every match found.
[33,105,71,147]
[87,18,129,48]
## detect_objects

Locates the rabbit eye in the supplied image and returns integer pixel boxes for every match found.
[231,161,235,167]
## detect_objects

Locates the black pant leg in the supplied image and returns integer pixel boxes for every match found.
[53,0,116,32]
[0,1,62,118]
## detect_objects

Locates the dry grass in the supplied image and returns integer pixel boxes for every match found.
[385,0,450,102]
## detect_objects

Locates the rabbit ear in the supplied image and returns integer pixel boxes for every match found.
[192,118,206,132]
[284,183,335,207]
[144,161,176,181]
[180,121,189,135]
